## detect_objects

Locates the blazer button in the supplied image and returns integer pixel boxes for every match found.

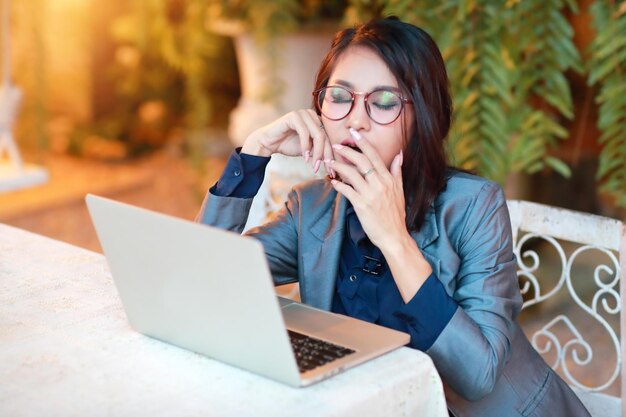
[349,275,357,282]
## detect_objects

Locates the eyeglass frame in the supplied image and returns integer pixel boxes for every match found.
[312,85,413,126]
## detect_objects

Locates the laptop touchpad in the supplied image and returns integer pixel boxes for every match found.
[282,303,348,333]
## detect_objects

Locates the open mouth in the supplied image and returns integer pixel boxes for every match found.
[341,140,363,153]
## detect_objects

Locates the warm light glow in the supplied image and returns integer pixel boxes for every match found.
[43,0,93,121]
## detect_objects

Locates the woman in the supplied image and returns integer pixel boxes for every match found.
[198,17,590,417]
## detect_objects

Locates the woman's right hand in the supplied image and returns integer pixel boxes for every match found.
[241,109,334,174]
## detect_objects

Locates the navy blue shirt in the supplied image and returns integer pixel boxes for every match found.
[210,148,270,198]
[211,149,457,351]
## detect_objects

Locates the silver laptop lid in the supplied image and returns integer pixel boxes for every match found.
[86,194,301,386]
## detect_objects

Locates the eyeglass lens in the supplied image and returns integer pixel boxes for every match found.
[316,86,404,125]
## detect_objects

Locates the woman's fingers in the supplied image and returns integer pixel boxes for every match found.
[282,109,327,173]
[330,144,377,181]
[323,140,336,178]
[300,109,328,173]
[349,128,389,177]
[327,158,370,194]
[390,150,403,185]
[329,140,404,204]
[260,110,330,172]
[257,111,308,157]
[330,178,360,204]
[288,113,317,162]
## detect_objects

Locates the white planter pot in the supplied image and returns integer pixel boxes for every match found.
[227,29,335,146]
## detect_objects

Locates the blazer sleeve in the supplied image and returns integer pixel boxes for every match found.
[426,182,522,401]
[196,187,301,286]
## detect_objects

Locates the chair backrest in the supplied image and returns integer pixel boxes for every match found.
[507,200,626,404]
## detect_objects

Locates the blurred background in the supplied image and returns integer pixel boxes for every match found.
[1,0,624,396]
[0,0,625,252]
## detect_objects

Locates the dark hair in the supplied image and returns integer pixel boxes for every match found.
[313,17,452,232]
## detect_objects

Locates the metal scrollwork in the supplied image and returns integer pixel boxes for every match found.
[515,235,621,393]
[515,233,568,309]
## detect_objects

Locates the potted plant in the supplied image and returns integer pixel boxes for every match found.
[205,0,354,146]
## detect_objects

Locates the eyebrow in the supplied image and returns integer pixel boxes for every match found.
[332,79,400,92]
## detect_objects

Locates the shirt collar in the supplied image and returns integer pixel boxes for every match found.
[345,204,367,246]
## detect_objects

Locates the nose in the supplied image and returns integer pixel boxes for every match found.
[346,92,370,131]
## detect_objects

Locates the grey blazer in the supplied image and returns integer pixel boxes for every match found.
[198,170,590,417]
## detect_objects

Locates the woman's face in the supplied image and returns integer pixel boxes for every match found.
[321,46,412,170]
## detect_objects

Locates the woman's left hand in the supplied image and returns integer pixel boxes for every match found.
[328,129,406,252]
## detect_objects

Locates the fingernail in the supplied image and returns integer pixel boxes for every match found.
[314,159,321,173]
[400,150,404,166]
[324,158,335,164]
[325,164,334,178]
[349,128,362,141]
[331,179,338,185]
[332,144,343,150]
[304,150,311,163]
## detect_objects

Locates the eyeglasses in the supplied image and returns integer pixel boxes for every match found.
[313,85,412,125]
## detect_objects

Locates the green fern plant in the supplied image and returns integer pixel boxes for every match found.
[91,0,238,160]
[383,0,581,185]
[384,1,626,208]
[208,0,625,208]
[155,0,213,131]
[588,1,626,207]
[116,0,228,133]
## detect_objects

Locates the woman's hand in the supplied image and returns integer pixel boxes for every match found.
[328,128,432,302]
[241,109,334,174]
[328,128,406,250]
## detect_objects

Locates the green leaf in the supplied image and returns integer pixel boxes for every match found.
[542,117,570,139]
[594,33,626,61]
[589,55,622,85]
[526,161,545,174]
[545,156,571,178]
[597,82,626,102]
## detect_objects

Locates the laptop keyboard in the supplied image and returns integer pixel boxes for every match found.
[287,330,356,373]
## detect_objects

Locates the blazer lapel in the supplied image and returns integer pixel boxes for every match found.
[300,193,347,310]
[300,197,444,309]
[410,203,439,249]
[410,203,444,287]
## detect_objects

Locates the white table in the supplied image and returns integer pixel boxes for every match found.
[0,224,448,417]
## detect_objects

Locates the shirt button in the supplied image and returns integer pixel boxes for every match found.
[349,275,357,282]
[233,169,242,177]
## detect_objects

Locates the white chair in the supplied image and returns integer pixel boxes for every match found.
[507,200,626,417]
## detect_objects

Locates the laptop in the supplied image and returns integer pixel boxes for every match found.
[85,194,410,387]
